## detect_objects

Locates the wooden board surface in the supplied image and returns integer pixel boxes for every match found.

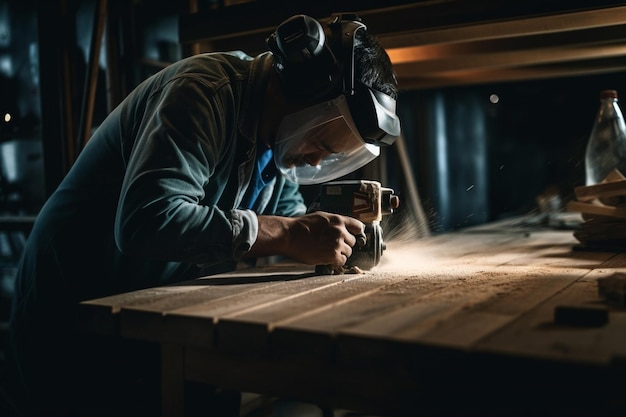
[78,217,626,415]
[80,219,623,360]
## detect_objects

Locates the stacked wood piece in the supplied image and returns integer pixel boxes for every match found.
[567,169,626,249]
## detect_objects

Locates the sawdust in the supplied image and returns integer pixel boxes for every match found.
[315,264,366,275]
[375,204,435,273]
[383,207,431,243]
[375,239,449,274]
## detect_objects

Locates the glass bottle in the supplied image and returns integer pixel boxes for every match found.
[585,89,626,185]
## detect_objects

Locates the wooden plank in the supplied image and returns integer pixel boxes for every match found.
[120,268,344,347]
[272,273,453,361]
[179,0,626,44]
[78,263,314,336]
[78,286,199,336]
[197,273,371,352]
[272,230,591,361]
[116,223,521,351]
[476,253,626,365]
[574,179,626,202]
[417,239,617,348]
[450,229,586,267]
[419,270,592,347]
[120,274,302,320]
[328,237,607,368]
[567,200,626,218]
[337,268,580,342]
[216,228,536,354]
[217,273,421,354]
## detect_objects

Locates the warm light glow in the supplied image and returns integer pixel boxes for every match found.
[386,45,450,64]
[3,113,10,123]
[387,47,423,64]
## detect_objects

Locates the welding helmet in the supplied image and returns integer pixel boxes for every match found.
[267,13,401,184]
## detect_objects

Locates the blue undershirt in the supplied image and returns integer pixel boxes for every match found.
[240,142,276,209]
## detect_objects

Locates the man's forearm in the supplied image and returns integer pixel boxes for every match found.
[244,212,364,267]
[245,215,293,258]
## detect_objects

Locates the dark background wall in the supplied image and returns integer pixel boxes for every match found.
[395,73,626,232]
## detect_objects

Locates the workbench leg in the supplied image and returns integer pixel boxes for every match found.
[161,343,185,417]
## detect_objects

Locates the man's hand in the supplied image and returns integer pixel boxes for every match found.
[284,211,366,267]
[249,212,365,268]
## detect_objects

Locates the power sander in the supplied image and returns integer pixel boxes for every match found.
[309,180,399,274]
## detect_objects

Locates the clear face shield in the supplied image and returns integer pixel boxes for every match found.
[274,94,381,185]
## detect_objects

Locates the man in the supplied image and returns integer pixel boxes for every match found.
[3,12,400,416]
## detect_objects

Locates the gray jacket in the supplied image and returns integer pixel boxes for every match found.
[18,51,305,299]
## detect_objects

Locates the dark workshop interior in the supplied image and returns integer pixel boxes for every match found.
[2,0,626,416]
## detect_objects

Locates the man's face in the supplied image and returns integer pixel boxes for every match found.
[273,94,380,185]
[280,117,363,168]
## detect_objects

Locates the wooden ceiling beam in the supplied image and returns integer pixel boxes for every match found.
[398,56,626,90]
[178,0,626,90]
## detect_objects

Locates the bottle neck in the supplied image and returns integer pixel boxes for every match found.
[599,98,622,117]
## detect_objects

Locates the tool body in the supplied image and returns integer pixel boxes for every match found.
[310,180,398,273]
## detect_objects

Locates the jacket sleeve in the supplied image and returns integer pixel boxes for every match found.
[114,76,253,265]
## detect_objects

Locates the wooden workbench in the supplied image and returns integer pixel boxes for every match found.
[78,216,626,417]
